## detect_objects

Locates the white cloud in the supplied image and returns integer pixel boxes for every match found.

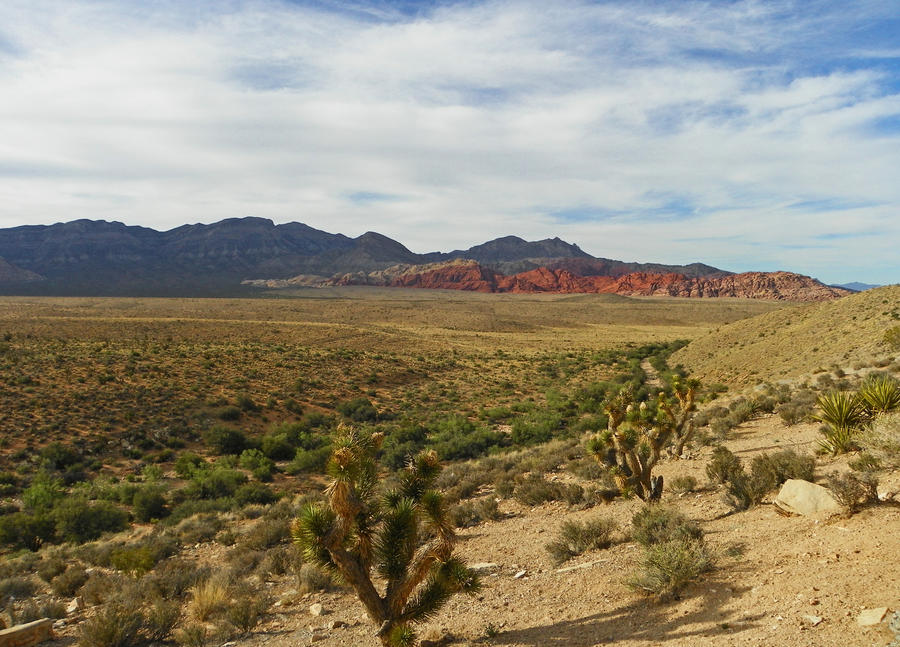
[0,0,898,283]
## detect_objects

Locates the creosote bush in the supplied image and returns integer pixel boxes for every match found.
[630,506,701,548]
[705,446,742,485]
[827,472,880,514]
[628,504,711,599]
[545,517,617,565]
[628,536,713,599]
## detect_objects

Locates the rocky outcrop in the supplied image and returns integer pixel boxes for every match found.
[321,261,849,301]
[0,257,43,282]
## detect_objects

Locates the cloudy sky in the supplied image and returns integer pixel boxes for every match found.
[1,0,898,284]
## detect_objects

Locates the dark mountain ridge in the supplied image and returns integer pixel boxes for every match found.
[0,216,733,296]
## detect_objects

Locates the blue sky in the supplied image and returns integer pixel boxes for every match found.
[0,0,898,284]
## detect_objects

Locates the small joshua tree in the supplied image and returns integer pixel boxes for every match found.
[292,426,480,647]
[587,378,699,501]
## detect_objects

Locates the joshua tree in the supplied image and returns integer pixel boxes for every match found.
[292,426,480,647]
[587,377,699,500]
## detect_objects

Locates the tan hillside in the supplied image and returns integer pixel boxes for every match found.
[672,284,900,386]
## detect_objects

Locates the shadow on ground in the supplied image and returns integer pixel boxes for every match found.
[485,572,764,646]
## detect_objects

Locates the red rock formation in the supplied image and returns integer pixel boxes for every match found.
[320,261,849,301]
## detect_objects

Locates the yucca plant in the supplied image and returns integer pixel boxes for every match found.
[292,426,480,647]
[814,391,866,455]
[587,378,699,501]
[858,376,900,416]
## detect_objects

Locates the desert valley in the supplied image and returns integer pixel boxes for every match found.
[0,224,897,647]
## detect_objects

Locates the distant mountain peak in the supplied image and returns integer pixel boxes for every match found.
[0,216,766,298]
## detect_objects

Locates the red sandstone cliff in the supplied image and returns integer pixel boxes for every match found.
[322,260,848,301]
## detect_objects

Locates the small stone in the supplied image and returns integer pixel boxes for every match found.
[309,633,326,643]
[67,597,83,614]
[324,620,345,630]
[802,615,823,627]
[469,563,500,573]
[856,607,888,627]
[513,570,527,579]
[309,603,325,617]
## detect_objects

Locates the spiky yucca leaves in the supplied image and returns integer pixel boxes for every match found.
[292,426,480,647]
[859,376,900,416]
[587,378,699,500]
[814,392,866,455]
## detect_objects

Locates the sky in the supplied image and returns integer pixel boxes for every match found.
[0,0,898,284]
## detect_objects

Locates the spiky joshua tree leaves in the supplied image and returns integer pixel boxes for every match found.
[587,378,699,501]
[291,426,480,647]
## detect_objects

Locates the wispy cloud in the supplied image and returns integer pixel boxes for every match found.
[0,0,898,283]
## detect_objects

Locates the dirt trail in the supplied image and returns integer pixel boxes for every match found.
[641,358,663,388]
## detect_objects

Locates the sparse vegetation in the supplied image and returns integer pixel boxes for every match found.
[545,517,617,565]
[0,288,896,647]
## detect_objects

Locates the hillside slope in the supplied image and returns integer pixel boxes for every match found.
[672,284,900,385]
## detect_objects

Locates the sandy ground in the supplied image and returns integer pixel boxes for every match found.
[39,415,899,647]
[216,415,899,647]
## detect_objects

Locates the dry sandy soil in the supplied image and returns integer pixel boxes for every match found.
[136,415,898,647]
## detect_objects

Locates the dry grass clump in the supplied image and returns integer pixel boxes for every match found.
[188,576,230,622]
[546,517,617,565]
[669,475,698,494]
[78,602,145,647]
[296,563,332,593]
[450,497,502,528]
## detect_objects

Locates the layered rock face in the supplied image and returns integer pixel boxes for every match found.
[325,261,848,301]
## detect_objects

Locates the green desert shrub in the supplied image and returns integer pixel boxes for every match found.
[749,450,815,491]
[669,475,698,494]
[705,446,743,485]
[51,565,89,596]
[723,471,770,511]
[260,433,296,461]
[78,602,145,647]
[0,511,55,550]
[628,537,713,598]
[234,482,278,506]
[513,474,566,506]
[36,555,68,583]
[449,498,502,528]
[133,486,168,522]
[284,447,332,474]
[0,575,39,602]
[174,453,206,478]
[239,449,276,482]
[827,472,880,514]
[236,519,290,551]
[145,559,211,599]
[184,467,247,500]
[203,426,251,455]
[53,498,129,543]
[860,412,900,468]
[545,517,617,565]
[174,513,225,544]
[336,397,378,422]
[630,506,702,547]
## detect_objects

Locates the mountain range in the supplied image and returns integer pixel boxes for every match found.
[0,217,848,300]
